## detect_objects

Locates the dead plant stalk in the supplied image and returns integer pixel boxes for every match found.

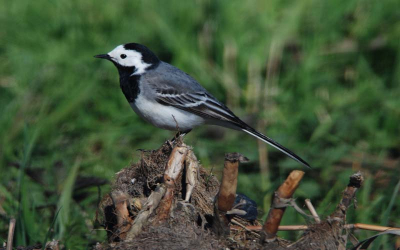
[263,170,305,240]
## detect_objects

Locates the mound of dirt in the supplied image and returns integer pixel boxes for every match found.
[96,141,226,249]
[95,141,363,250]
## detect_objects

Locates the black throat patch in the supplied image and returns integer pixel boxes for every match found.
[115,65,141,103]
[120,74,141,103]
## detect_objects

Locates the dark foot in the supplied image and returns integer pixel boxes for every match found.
[170,130,191,142]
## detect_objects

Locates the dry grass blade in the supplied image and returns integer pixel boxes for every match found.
[6,218,16,250]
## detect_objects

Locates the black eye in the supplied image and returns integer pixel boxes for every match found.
[120,54,127,59]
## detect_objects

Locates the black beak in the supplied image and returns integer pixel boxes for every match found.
[94,54,112,60]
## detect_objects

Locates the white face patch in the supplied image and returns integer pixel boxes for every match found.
[107,45,151,75]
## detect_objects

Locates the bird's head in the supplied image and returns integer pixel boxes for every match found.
[95,43,160,77]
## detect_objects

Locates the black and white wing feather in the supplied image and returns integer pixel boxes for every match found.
[155,89,242,125]
[153,87,311,168]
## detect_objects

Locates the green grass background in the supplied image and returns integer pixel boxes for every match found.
[0,0,399,249]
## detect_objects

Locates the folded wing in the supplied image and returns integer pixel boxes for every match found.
[153,87,310,168]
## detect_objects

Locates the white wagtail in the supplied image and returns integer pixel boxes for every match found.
[95,43,310,168]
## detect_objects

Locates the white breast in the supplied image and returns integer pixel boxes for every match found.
[130,94,205,132]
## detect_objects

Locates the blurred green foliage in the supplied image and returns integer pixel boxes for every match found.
[0,0,399,249]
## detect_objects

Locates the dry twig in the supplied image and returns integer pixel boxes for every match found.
[305,199,321,223]
[330,172,364,230]
[247,224,400,232]
[346,223,400,232]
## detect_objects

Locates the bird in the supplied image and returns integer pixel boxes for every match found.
[95,43,310,168]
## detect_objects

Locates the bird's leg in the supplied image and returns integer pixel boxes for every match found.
[169,130,192,146]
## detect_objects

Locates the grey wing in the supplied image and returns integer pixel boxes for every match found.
[155,88,244,127]
[145,62,245,126]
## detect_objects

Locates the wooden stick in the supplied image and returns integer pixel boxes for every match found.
[331,172,364,250]
[247,225,310,231]
[331,172,364,223]
[262,170,305,240]
[213,153,248,236]
[305,199,321,223]
[156,145,188,221]
[278,225,309,231]
[346,223,400,232]
[231,218,260,237]
[6,218,16,250]
[247,223,400,232]
[217,153,242,212]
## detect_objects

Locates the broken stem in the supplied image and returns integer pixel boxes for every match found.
[213,153,248,236]
[262,170,305,241]
[156,144,188,221]
[330,172,364,224]
[184,150,199,202]
[217,153,241,212]
[126,185,167,240]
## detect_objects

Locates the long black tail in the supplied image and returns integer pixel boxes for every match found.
[242,126,311,168]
